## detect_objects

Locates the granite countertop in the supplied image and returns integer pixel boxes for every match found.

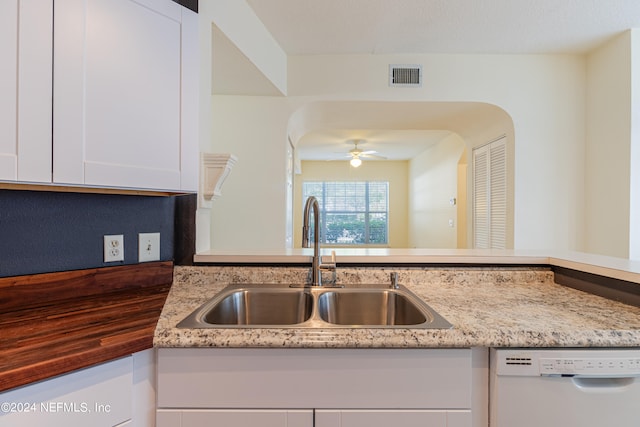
[154,265,640,348]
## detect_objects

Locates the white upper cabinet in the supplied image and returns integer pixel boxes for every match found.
[0,0,53,183]
[53,0,198,191]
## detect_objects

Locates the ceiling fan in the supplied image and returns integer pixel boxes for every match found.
[345,140,386,167]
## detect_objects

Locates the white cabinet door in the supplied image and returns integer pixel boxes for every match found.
[0,356,132,427]
[316,410,471,427]
[156,409,313,427]
[315,410,447,427]
[53,0,197,191]
[0,0,52,183]
[156,409,469,427]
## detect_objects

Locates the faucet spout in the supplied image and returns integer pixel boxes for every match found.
[302,196,337,286]
[302,196,322,286]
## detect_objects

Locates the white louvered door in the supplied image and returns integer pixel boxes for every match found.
[473,137,507,249]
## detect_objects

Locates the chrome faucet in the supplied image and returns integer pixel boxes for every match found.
[302,196,336,286]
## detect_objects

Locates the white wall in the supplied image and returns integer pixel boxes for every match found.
[197,2,289,251]
[408,134,465,248]
[209,95,291,250]
[205,0,287,95]
[585,32,632,258]
[631,30,640,260]
[287,54,585,251]
[204,22,588,251]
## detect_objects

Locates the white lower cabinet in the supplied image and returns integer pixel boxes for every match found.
[0,349,156,427]
[157,409,470,427]
[0,357,132,427]
[156,348,486,427]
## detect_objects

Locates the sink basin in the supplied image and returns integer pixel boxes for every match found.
[318,290,428,326]
[177,286,313,327]
[177,284,452,329]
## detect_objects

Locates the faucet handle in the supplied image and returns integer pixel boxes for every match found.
[390,272,399,289]
[320,250,336,266]
[319,250,338,285]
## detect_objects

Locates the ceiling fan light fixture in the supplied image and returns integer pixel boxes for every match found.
[350,157,362,168]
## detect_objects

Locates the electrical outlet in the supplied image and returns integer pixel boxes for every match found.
[138,232,160,262]
[104,235,124,262]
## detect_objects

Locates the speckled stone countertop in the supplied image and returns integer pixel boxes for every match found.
[154,265,640,348]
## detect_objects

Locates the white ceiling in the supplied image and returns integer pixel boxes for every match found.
[240,0,640,161]
[299,130,454,161]
[246,0,640,55]
[292,101,508,160]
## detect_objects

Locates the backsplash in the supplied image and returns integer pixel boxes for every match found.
[172,265,555,291]
[0,189,176,277]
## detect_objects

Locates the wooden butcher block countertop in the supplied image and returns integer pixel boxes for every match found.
[0,262,172,392]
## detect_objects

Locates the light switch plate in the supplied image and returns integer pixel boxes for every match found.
[138,232,160,262]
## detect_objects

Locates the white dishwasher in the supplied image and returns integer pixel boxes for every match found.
[490,348,640,427]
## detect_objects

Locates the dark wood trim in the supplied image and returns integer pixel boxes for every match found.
[553,266,640,307]
[172,0,198,13]
[174,194,197,265]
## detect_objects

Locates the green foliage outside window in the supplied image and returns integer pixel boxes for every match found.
[302,181,389,245]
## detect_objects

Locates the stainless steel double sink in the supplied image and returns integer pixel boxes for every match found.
[177,283,452,329]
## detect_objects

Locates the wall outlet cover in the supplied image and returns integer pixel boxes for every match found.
[104,235,124,263]
[138,232,160,262]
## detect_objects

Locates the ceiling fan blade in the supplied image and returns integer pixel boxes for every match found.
[361,153,387,160]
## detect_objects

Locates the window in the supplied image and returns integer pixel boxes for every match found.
[302,181,389,245]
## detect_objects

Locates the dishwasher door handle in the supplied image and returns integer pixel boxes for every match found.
[571,376,637,391]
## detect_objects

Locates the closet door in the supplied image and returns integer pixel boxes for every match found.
[488,140,507,248]
[473,137,507,249]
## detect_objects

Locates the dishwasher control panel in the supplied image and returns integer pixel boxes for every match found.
[539,356,640,376]
[493,348,640,377]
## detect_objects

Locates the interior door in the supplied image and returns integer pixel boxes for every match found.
[473,137,507,249]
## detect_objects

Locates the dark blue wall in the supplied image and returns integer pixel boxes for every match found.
[0,190,175,278]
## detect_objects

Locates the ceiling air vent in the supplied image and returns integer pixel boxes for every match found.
[389,64,422,87]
